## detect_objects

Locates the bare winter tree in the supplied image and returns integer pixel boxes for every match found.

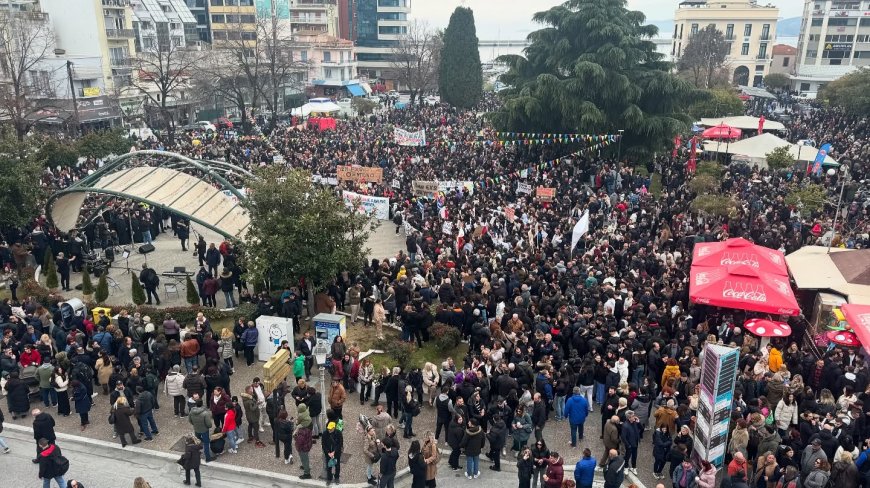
[390,20,441,105]
[677,25,730,89]
[127,36,202,145]
[257,16,308,132]
[0,10,62,141]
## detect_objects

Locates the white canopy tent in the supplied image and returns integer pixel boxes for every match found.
[702,132,839,169]
[291,100,341,117]
[698,115,786,132]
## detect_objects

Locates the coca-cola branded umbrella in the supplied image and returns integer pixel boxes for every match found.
[689,264,800,315]
[701,124,742,140]
[840,304,870,353]
[744,318,792,337]
[692,237,788,276]
[827,330,860,347]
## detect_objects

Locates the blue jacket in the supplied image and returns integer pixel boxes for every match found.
[241,327,258,347]
[93,331,113,355]
[564,393,590,425]
[574,456,597,487]
[620,419,642,447]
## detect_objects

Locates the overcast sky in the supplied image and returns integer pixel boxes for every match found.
[411,0,803,39]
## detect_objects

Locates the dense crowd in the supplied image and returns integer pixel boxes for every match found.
[0,92,869,488]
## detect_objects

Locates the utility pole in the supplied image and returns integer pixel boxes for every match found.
[66,60,81,136]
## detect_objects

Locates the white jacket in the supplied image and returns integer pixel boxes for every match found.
[774,399,798,431]
[165,371,186,397]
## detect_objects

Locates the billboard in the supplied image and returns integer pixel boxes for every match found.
[693,344,739,467]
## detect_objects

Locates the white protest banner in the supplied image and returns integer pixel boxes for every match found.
[391,179,401,189]
[438,181,474,195]
[571,209,590,251]
[517,182,532,195]
[394,127,426,146]
[342,191,390,220]
[326,177,339,186]
[442,221,454,235]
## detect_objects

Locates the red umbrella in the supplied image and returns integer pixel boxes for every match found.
[840,304,870,353]
[827,330,860,347]
[692,237,788,276]
[702,124,742,140]
[738,94,751,101]
[744,318,792,337]
[689,264,800,315]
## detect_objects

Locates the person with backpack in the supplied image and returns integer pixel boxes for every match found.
[294,404,314,480]
[37,438,69,488]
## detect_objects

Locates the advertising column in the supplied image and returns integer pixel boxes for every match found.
[693,344,739,467]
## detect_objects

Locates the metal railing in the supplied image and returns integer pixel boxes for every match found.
[102,0,130,7]
[105,28,135,38]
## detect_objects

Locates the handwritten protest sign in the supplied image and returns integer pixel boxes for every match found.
[336,165,383,183]
[536,187,556,202]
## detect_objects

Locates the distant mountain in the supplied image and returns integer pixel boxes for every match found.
[777,17,802,38]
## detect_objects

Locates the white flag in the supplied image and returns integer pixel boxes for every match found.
[571,210,590,251]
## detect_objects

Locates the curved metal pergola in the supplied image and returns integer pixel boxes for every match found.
[47,150,255,240]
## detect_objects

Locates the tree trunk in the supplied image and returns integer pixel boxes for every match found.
[307,285,316,325]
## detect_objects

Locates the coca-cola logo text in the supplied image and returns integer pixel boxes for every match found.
[723,281,767,302]
[720,253,760,268]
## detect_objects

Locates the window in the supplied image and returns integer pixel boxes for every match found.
[829,59,842,65]
[673,24,678,39]
[172,36,182,47]
[744,23,752,37]
[143,37,155,49]
[811,19,823,27]
[755,64,765,72]
[862,18,870,27]
[725,42,733,54]
[807,50,817,58]
[141,21,152,30]
[761,24,770,40]
[856,51,870,58]
[826,34,855,42]
[225,15,239,23]
[300,50,307,61]
[800,83,810,91]
[858,35,870,43]
[758,43,768,58]
[679,24,683,39]
[725,24,734,39]
[323,51,331,62]
[783,57,790,67]
[324,68,333,78]
[828,18,856,27]
[211,14,224,23]
[241,31,255,40]
[809,34,818,41]
[690,23,698,36]
[741,43,750,55]
[210,0,223,4]
[240,15,255,23]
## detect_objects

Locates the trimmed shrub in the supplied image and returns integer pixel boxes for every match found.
[81,265,94,296]
[95,271,109,304]
[430,323,462,351]
[131,273,146,305]
[186,275,200,305]
[44,253,59,290]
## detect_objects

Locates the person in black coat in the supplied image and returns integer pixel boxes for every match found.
[37,438,66,486]
[182,436,202,486]
[306,386,323,437]
[5,372,30,418]
[518,447,534,488]
[204,244,221,277]
[379,436,400,488]
[408,440,427,488]
[32,409,56,458]
[447,414,465,470]
[321,419,344,484]
[486,415,508,471]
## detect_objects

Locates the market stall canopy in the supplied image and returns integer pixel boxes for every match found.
[701,133,839,167]
[290,100,341,116]
[738,85,777,99]
[699,116,786,132]
[744,318,792,337]
[689,264,800,315]
[841,304,870,354]
[786,247,870,305]
[692,237,788,276]
[701,124,742,140]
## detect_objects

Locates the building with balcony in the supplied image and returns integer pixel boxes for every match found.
[130,0,199,52]
[672,0,779,87]
[289,31,360,97]
[184,0,211,43]
[208,0,256,45]
[338,0,409,85]
[793,0,870,95]
[284,0,337,35]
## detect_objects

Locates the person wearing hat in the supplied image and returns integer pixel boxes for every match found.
[56,253,72,291]
[802,438,828,479]
[322,417,344,485]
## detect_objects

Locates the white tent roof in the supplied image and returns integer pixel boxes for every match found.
[702,132,839,166]
[699,115,786,132]
[291,101,341,116]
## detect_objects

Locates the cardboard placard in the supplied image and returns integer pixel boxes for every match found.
[536,187,556,202]
[412,180,439,196]
[336,165,383,183]
[517,182,532,195]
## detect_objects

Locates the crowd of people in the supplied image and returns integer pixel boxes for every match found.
[0,88,868,488]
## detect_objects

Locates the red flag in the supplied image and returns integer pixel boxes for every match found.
[688,137,697,174]
[758,115,765,135]
[672,134,682,158]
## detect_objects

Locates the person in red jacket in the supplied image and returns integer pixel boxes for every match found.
[544,452,565,488]
[223,397,239,453]
[19,344,42,368]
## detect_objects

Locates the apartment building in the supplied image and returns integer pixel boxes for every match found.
[794,0,870,94]
[338,0,409,84]
[672,0,779,87]
[289,32,359,97]
[184,0,211,43]
[286,0,337,35]
[769,44,798,75]
[208,0,256,45]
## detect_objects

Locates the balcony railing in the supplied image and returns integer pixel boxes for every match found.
[756,54,769,60]
[105,28,135,39]
[102,0,130,7]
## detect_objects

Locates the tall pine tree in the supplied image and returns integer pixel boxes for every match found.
[439,7,483,108]
[491,0,700,155]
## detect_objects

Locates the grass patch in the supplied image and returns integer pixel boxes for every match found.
[650,173,663,197]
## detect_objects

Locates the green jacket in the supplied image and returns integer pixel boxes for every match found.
[241,393,260,423]
[36,363,55,389]
[188,405,214,434]
[297,404,312,429]
[293,355,306,379]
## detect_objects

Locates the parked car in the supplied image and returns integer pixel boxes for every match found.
[387,90,400,100]
[185,120,216,132]
[216,117,234,129]
[423,95,440,106]
[337,98,352,106]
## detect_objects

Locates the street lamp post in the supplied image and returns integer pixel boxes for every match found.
[828,164,849,254]
[617,129,624,161]
[312,341,329,429]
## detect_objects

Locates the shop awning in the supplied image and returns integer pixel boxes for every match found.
[346,84,366,96]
